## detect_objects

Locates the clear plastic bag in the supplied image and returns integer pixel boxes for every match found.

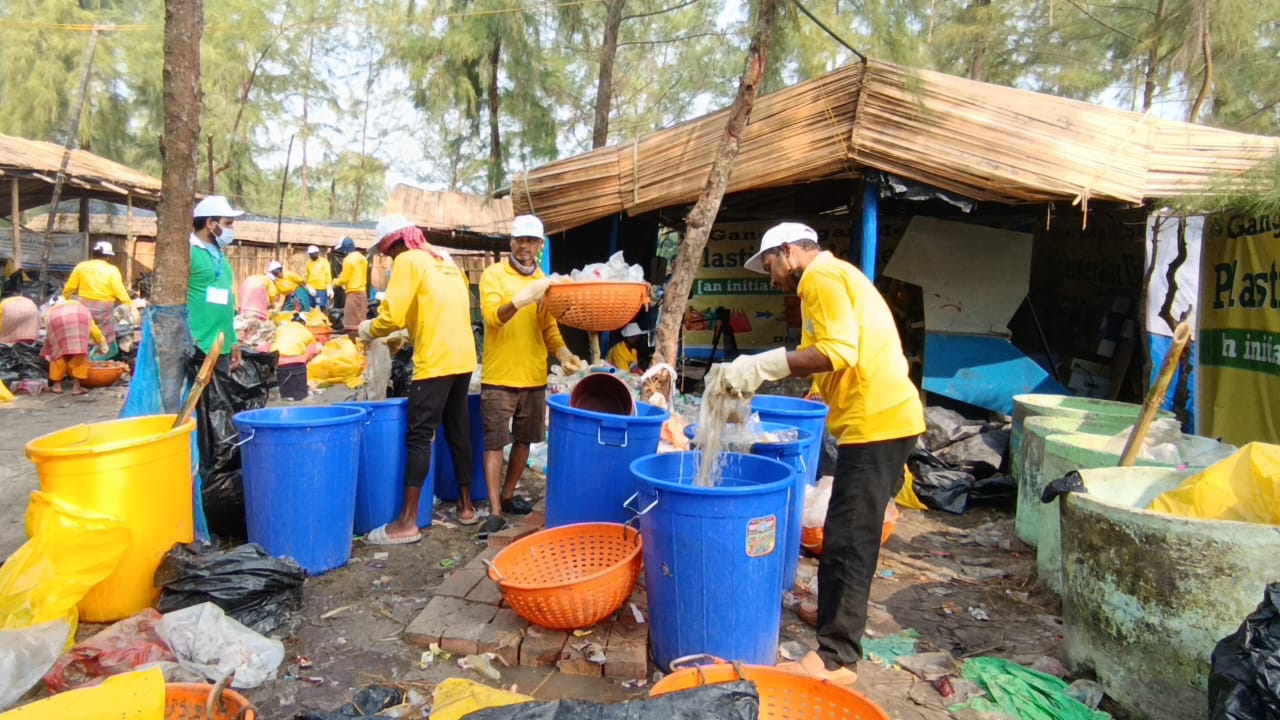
[156,602,284,689]
[0,620,71,709]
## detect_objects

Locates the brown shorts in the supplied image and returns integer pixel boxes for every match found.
[481,384,547,450]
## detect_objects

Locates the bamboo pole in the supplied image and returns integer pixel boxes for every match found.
[1118,318,1193,467]
[10,180,21,270]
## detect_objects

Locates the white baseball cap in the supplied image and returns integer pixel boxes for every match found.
[192,195,245,219]
[267,260,283,273]
[307,245,320,254]
[511,214,544,239]
[620,322,645,338]
[743,222,819,274]
[376,214,415,241]
[92,240,115,257]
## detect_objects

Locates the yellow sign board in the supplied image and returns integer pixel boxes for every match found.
[682,221,853,356]
[1197,212,1280,444]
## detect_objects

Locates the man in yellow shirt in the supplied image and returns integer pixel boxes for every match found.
[606,322,645,373]
[359,215,479,543]
[63,241,135,351]
[332,238,368,337]
[478,214,585,537]
[270,263,309,312]
[722,222,925,686]
[305,244,333,311]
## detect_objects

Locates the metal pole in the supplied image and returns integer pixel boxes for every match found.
[275,134,295,256]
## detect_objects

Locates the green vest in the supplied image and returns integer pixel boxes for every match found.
[188,243,237,355]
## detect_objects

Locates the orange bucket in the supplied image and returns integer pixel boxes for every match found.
[165,682,257,720]
[651,659,889,720]
[802,504,898,556]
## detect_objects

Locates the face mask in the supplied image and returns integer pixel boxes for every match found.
[214,226,235,248]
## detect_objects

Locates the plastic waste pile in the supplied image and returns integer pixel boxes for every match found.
[551,251,645,283]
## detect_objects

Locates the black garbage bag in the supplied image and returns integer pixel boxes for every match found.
[390,344,415,398]
[294,684,403,719]
[463,680,760,720]
[187,348,278,539]
[0,341,48,383]
[155,543,306,636]
[1209,582,1280,720]
[935,427,1009,479]
[923,406,984,452]
[908,446,1015,515]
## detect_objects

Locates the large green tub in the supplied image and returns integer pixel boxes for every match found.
[1010,394,1170,484]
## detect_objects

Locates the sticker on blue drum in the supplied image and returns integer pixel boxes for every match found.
[746,515,777,557]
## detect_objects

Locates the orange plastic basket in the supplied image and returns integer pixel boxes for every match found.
[486,522,643,630]
[650,659,889,720]
[542,282,650,332]
[165,682,257,720]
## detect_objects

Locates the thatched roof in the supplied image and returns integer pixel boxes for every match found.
[0,133,162,217]
[513,59,1280,233]
[29,213,381,250]
[385,184,513,235]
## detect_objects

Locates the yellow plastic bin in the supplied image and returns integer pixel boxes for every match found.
[25,415,195,622]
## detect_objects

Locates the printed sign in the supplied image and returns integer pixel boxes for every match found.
[745,515,778,558]
[1197,212,1280,444]
[0,231,87,272]
[683,221,853,356]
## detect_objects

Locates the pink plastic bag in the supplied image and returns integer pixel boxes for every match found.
[43,609,175,693]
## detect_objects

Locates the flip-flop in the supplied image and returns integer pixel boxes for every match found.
[364,524,422,545]
[451,510,481,526]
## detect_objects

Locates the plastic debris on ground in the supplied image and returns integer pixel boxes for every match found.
[1209,582,1280,720]
[155,602,284,689]
[0,621,70,710]
[429,678,533,720]
[294,684,405,719]
[862,629,920,667]
[459,652,502,681]
[1147,442,1280,524]
[154,543,306,636]
[42,609,174,694]
[0,343,48,385]
[951,657,1110,720]
[0,667,165,720]
[460,680,760,720]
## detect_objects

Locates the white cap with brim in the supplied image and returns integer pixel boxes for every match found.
[620,322,645,338]
[376,215,415,241]
[92,240,115,257]
[307,245,320,254]
[743,222,819,274]
[267,260,283,273]
[192,195,245,219]
[511,214,544,239]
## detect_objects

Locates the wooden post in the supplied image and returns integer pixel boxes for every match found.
[125,194,135,286]
[10,180,21,269]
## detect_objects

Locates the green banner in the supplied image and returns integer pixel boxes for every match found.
[1199,329,1280,377]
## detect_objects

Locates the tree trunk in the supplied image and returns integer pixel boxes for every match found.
[967,0,990,81]
[1142,0,1166,112]
[487,34,503,194]
[301,33,313,216]
[1188,9,1212,123]
[652,0,781,371]
[592,0,626,149]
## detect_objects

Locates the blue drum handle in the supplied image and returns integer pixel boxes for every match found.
[225,427,255,448]
[621,492,657,542]
[597,418,629,448]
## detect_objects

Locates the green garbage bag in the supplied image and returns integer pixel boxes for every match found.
[951,657,1110,720]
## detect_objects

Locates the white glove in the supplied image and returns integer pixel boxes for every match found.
[556,347,586,374]
[719,347,791,395]
[305,284,316,295]
[512,278,552,309]
[327,288,334,300]
[358,319,375,344]
[95,343,111,356]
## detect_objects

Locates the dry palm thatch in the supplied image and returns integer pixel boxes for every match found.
[511,146,625,234]
[0,132,162,217]
[385,184,514,235]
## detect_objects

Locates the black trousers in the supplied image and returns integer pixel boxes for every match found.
[405,373,472,490]
[817,435,918,670]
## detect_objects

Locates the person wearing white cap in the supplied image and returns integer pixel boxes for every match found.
[238,261,283,321]
[304,244,333,310]
[62,240,134,353]
[190,195,246,370]
[359,215,479,543]
[719,221,924,687]
[606,322,646,373]
[476,213,585,536]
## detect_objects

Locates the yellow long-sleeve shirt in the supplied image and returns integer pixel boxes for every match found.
[305,257,332,291]
[371,248,476,381]
[480,261,567,388]
[799,251,925,445]
[63,259,131,304]
[275,270,305,296]
[334,251,368,293]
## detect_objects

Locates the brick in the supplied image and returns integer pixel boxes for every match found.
[521,510,546,529]
[436,601,501,656]
[404,596,468,647]
[487,522,539,549]
[519,625,568,668]
[603,605,649,679]
[557,642,604,677]
[477,609,529,667]
[464,546,502,571]
[465,575,505,606]
[434,567,485,599]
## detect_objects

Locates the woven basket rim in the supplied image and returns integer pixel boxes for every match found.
[488,522,642,591]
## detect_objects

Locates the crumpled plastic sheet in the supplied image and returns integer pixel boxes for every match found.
[155,602,284,689]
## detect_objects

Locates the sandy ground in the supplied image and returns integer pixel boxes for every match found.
[1,385,1092,719]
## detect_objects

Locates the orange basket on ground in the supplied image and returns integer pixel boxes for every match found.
[802,504,899,556]
[542,282,649,332]
[83,361,128,388]
[486,522,642,630]
[650,657,889,720]
[165,681,257,720]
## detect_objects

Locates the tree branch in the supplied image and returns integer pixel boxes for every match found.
[619,30,734,47]
[621,0,699,21]
[1063,0,1139,41]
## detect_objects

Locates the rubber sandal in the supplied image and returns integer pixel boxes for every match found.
[478,515,509,539]
[500,496,535,515]
[363,524,422,545]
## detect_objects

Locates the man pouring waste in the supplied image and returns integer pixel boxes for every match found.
[716,221,925,686]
